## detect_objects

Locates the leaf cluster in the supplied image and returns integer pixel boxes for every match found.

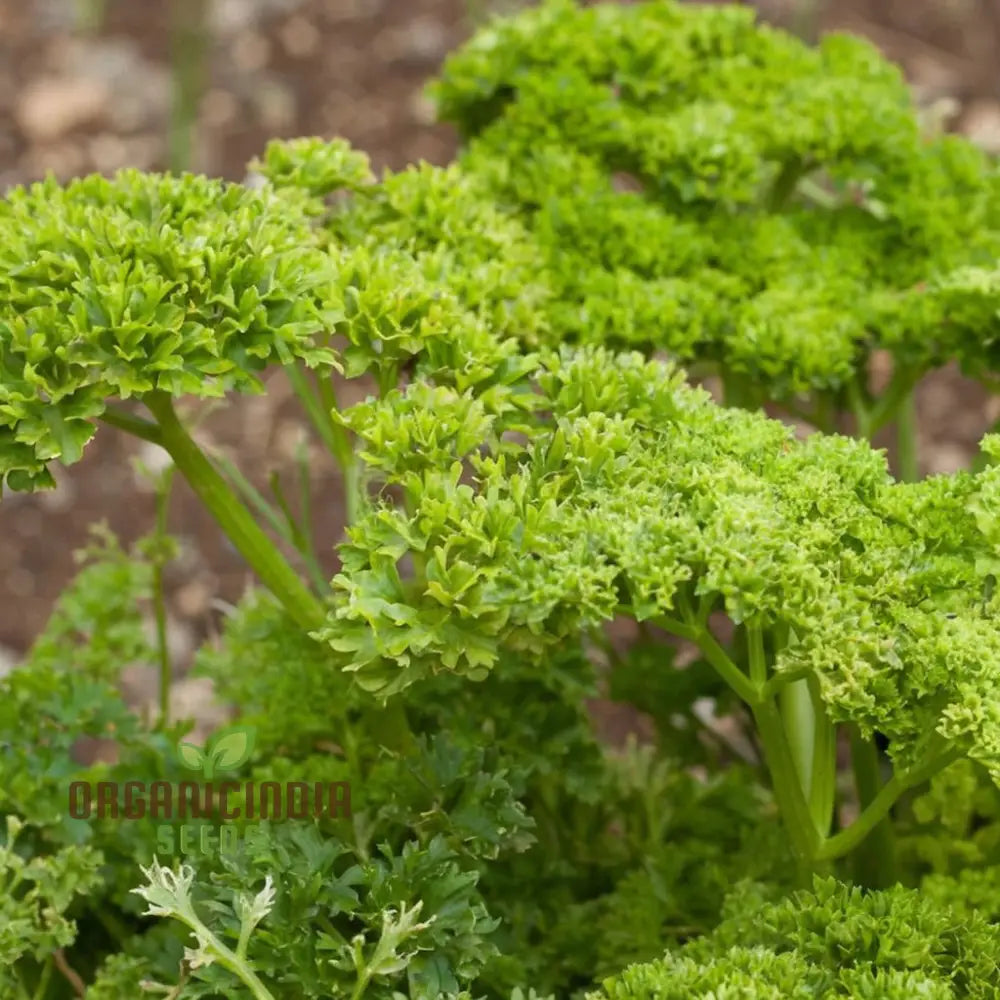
[318,345,1000,778]
[0,169,339,491]
[235,0,1000,422]
[591,876,1000,998]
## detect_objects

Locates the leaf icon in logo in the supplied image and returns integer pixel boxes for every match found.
[176,726,255,779]
[178,742,207,772]
[204,725,256,779]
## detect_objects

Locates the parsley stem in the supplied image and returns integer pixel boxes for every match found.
[661,612,821,865]
[817,744,962,861]
[143,391,326,633]
[752,697,821,864]
[895,387,919,482]
[847,375,873,439]
[768,157,807,210]
[679,615,758,706]
[807,674,835,835]
[99,405,164,446]
[286,364,363,524]
[867,365,921,437]
[760,666,812,699]
[747,621,767,687]
[153,469,176,727]
[847,724,897,887]
[180,916,275,1000]
[31,956,53,1000]
[51,951,85,998]
[286,363,347,464]
[779,678,815,806]
[697,630,757,704]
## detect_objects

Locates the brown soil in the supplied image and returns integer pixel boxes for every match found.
[1,0,998,662]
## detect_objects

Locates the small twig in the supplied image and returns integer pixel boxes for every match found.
[99,405,164,446]
[52,949,85,998]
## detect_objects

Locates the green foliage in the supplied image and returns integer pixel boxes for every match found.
[0,571,517,998]
[421,0,1000,418]
[24,525,156,683]
[10,2,1000,998]
[253,136,374,201]
[897,760,1000,877]
[193,591,357,755]
[327,160,554,348]
[434,0,916,170]
[318,345,1000,779]
[0,168,339,492]
[483,748,790,996]
[124,829,499,999]
[0,557,172,991]
[0,817,103,989]
[591,877,1000,998]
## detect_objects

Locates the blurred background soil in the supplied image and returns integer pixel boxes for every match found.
[1,0,999,676]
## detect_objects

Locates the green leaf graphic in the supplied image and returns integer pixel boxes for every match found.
[208,726,256,773]
[177,742,206,772]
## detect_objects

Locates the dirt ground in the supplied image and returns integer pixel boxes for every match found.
[1,0,999,665]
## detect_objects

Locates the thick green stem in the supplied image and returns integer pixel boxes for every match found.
[153,472,175,727]
[850,365,921,442]
[848,725,898,886]
[659,601,959,874]
[99,405,164,445]
[660,613,818,866]
[761,666,812,700]
[747,621,767,688]
[661,611,758,705]
[895,388,919,482]
[768,158,807,210]
[657,610,928,873]
[143,392,325,632]
[215,949,273,1000]
[146,394,415,755]
[847,375,873,439]
[286,364,363,524]
[867,366,921,436]
[779,677,816,805]
[721,371,757,410]
[807,675,835,836]
[818,745,962,862]
[776,666,836,840]
[752,697,822,866]
[351,967,373,1000]
[31,956,53,1000]
[172,912,275,1000]
[696,629,759,704]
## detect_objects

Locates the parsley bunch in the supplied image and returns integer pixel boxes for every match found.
[6,2,1000,997]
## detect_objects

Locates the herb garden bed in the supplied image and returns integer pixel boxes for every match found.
[5,2,1000,997]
